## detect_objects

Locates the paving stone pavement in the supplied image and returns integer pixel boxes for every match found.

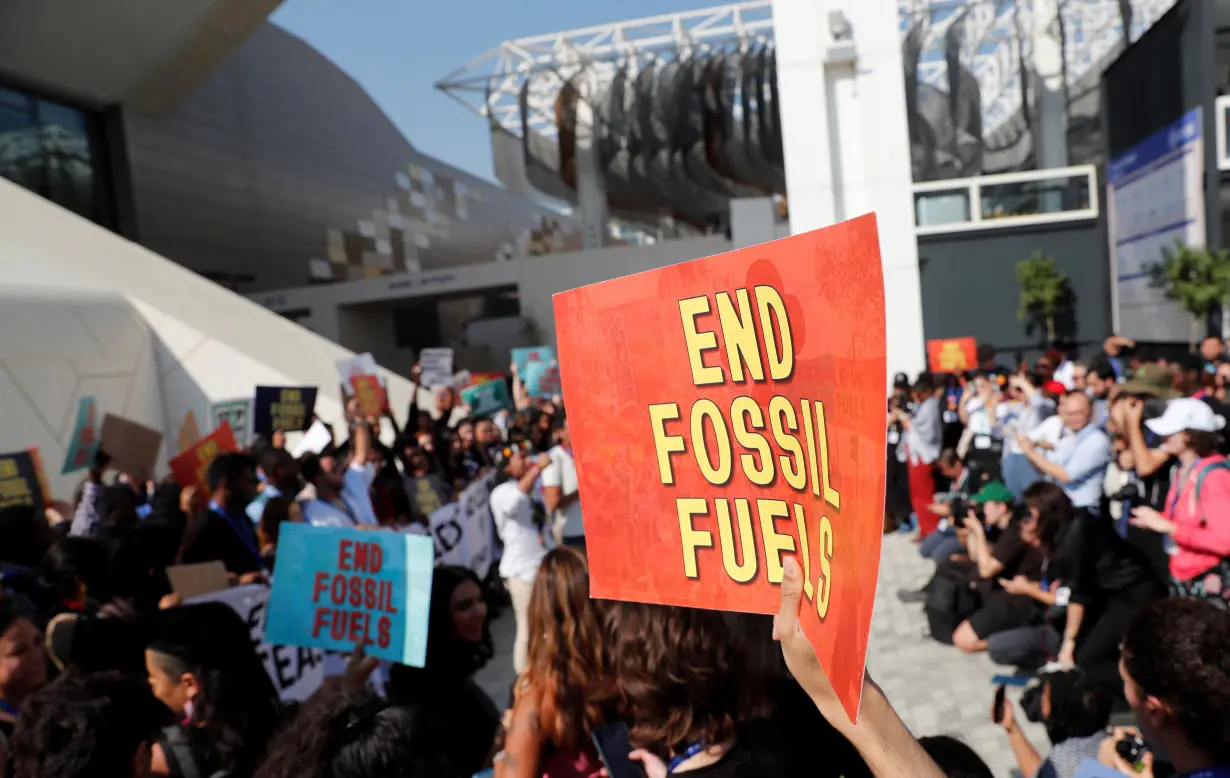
[476,533,1047,777]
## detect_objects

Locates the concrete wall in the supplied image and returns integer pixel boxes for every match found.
[917,219,1110,359]
[123,23,566,294]
[515,235,733,345]
[0,175,422,502]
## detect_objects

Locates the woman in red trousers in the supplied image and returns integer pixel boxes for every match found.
[891,374,944,538]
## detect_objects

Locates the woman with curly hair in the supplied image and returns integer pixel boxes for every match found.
[497,547,606,778]
[387,566,498,778]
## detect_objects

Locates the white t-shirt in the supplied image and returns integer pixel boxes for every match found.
[541,445,583,540]
[303,462,379,528]
[490,480,546,583]
[1028,415,1066,448]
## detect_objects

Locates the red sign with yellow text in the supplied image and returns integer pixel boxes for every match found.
[926,337,977,373]
[350,375,388,417]
[554,214,886,721]
[169,422,238,492]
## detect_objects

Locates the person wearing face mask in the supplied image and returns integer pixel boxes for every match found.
[1130,398,1230,605]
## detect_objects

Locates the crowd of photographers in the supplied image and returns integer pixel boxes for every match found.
[888,336,1230,777]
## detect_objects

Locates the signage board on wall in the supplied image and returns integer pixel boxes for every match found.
[1108,107,1205,342]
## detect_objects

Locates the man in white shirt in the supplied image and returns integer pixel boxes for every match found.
[490,444,550,673]
[541,412,584,549]
[301,419,380,528]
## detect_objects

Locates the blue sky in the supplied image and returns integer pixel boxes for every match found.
[272,0,725,183]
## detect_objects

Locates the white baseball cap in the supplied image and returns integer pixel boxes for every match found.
[1145,397,1227,438]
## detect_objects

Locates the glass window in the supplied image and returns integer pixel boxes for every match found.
[915,189,971,227]
[0,84,109,226]
[980,174,1091,221]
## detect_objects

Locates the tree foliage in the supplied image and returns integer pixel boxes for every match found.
[1016,251,1071,343]
[1148,241,1230,348]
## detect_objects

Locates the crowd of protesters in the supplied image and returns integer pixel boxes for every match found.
[890,336,1230,776]
[0,342,1228,778]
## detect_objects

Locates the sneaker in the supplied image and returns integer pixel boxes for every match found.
[896,588,928,604]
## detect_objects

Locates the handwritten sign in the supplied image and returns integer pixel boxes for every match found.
[512,345,555,376]
[335,352,381,397]
[264,524,434,666]
[350,375,387,418]
[62,396,100,474]
[0,448,51,513]
[169,423,239,492]
[521,360,562,398]
[253,386,318,436]
[553,215,887,721]
[418,348,454,387]
[459,378,513,416]
[211,400,252,448]
[99,414,163,482]
[926,337,978,373]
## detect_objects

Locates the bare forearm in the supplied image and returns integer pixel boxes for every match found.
[820,678,946,778]
[1006,723,1042,776]
[1063,602,1085,644]
[1024,449,1069,482]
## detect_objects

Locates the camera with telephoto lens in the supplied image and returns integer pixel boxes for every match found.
[1108,482,1144,503]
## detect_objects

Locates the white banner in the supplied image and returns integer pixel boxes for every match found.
[419,348,455,388]
[428,473,494,579]
[187,584,325,702]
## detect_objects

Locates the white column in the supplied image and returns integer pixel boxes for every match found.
[773,0,926,379]
[1030,0,1068,171]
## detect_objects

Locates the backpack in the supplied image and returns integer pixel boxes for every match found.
[923,573,981,645]
[161,726,231,778]
[1167,459,1230,526]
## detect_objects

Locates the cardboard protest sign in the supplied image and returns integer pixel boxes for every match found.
[166,561,231,599]
[449,370,473,388]
[99,414,163,482]
[926,337,978,373]
[468,372,503,387]
[177,411,201,454]
[61,396,100,474]
[211,400,252,448]
[406,474,448,518]
[460,378,513,416]
[292,420,333,458]
[335,352,381,396]
[252,387,318,436]
[0,448,51,513]
[511,345,555,376]
[169,423,239,492]
[418,348,454,387]
[264,524,434,666]
[430,473,495,579]
[553,215,887,721]
[350,375,388,417]
[521,360,562,398]
[188,584,325,702]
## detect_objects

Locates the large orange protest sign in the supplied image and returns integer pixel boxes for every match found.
[927,337,977,373]
[169,422,239,492]
[554,214,886,721]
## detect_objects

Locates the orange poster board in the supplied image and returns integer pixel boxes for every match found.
[554,214,887,721]
[926,337,978,373]
[350,375,388,417]
[169,422,238,492]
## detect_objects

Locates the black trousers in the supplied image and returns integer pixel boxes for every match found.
[1075,579,1166,692]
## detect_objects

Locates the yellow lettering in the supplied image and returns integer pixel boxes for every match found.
[757,499,795,584]
[754,286,793,380]
[677,498,712,579]
[817,514,834,620]
[715,289,764,383]
[769,397,807,491]
[814,401,842,510]
[648,403,685,485]
[800,399,822,498]
[691,399,732,485]
[0,460,15,478]
[731,396,773,486]
[679,296,723,386]
[716,499,757,583]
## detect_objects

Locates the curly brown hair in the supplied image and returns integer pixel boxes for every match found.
[601,601,766,756]
[521,547,607,753]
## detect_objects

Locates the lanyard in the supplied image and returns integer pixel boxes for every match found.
[1055,424,1098,469]
[667,742,707,774]
[209,500,262,566]
[1182,768,1230,778]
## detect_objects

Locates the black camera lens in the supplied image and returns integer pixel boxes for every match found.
[1115,733,1146,765]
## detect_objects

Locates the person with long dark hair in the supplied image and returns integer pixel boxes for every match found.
[0,599,47,774]
[892,375,944,539]
[387,566,497,778]
[498,548,604,778]
[145,602,280,777]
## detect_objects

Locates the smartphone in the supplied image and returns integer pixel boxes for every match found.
[992,684,1007,724]
[590,722,643,778]
[991,674,1031,688]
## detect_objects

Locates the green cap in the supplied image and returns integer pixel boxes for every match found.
[970,480,1015,504]
[1119,363,1180,399]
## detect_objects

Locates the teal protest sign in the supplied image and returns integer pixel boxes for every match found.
[264,524,433,666]
[62,396,99,474]
[520,360,561,399]
[511,345,554,376]
[460,378,513,416]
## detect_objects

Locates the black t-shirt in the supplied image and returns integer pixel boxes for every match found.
[990,522,1045,582]
[182,508,262,575]
[1053,516,1160,604]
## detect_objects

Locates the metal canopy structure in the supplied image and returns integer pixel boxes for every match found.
[437,0,1179,218]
